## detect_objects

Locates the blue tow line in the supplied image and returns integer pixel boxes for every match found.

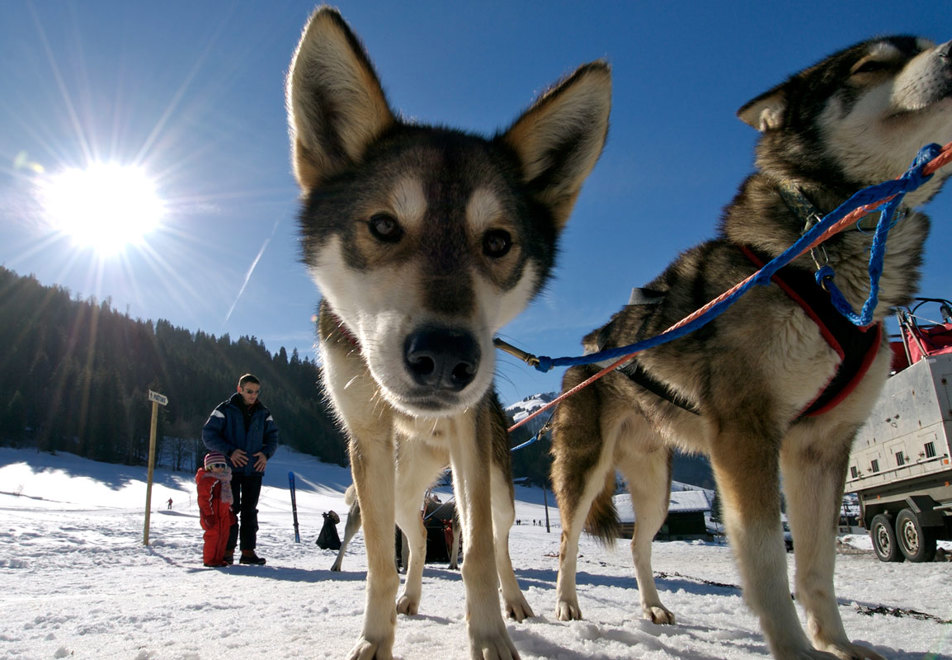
[530,143,941,374]
[509,417,552,452]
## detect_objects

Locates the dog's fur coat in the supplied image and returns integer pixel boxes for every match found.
[286,7,610,659]
[551,36,952,659]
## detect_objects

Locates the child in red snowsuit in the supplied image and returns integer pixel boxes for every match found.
[196,451,236,567]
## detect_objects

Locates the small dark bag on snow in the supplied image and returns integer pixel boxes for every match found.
[316,510,341,550]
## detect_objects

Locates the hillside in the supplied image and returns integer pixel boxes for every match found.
[0,266,347,467]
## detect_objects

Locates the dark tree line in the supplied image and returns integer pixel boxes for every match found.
[508,412,553,489]
[0,267,347,469]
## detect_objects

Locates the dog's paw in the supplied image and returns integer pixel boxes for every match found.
[642,604,675,625]
[347,637,393,660]
[814,642,885,660]
[471,632,520,660]
[396,593,419,616]
[555,599,582,621]
[505,594,534,622]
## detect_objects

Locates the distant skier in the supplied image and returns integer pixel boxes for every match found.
[167,497,173,510]
[196,452,236,567]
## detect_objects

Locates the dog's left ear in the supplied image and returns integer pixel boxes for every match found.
[502,62,611,230]
[738,84,786,132]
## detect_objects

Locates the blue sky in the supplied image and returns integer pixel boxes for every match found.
[1,1,950,406]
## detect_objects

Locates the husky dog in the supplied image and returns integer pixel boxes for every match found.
[286,7,610,659]
[329,485,363,572]
[330,484,461,572]
[551,36,952,659]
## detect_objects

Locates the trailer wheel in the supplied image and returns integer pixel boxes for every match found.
[896,509,937,562]
[870,514,904,562]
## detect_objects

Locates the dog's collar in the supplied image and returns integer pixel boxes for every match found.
[775,179,831,270]
[776,178,908,243]
[776,179,823,230]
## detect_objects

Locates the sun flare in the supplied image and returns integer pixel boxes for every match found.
[39,162,165,255]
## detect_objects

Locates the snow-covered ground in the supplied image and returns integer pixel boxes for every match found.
[1,446,950,659]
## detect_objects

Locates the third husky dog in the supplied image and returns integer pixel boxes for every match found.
[330,484,461,572]
[286,7,610,659]
[551,36,952,659]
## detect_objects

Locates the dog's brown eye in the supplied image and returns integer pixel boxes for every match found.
[368,213,403,243]
[851,58,890,75]
[483,229,512,258]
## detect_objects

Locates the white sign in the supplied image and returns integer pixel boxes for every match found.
[148,390,168,406]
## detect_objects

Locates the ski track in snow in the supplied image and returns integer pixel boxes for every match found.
[1,446,950,659]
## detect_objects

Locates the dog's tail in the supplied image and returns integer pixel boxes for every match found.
[344,484,356,507]
[583,469,620,547]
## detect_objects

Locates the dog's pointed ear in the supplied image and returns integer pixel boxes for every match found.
[738,84,787,132]
[502,62,611,230]
[286,7,395,191]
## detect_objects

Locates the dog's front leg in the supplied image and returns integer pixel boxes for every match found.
[331,491,362,572]
[708,422,825,659]
[394,438,449,615]
[449,416,520,660]
[348,435,399,660]
[489,462,533,622]
[782,422,886,660]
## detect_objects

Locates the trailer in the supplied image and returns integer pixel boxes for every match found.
[845,298,952,562]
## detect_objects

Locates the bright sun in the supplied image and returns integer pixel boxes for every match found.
[39,162,165,255]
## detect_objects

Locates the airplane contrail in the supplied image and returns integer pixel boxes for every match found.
[223,219,280,325]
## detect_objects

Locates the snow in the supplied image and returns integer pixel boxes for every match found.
[1,446,950,659]
[507,394,555,423]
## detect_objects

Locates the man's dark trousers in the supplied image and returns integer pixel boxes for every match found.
[228,473,262,551]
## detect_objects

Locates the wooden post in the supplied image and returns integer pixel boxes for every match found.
[543,483,551,533]
[143,390,168,545]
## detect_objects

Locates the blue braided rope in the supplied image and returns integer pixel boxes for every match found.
[533,143,941,373]
[819,144,939,326]
[510,431,543,452]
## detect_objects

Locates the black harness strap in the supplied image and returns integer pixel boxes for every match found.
[619,360,701,415]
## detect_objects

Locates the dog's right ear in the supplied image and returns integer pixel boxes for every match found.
[286,7,395,191]
[737,84,786,132]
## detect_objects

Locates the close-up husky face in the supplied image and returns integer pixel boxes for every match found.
[739,36,952,205]
[287,8,610,417]
[300,130,550,415]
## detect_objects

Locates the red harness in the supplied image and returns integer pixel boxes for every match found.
[741,246,882,418]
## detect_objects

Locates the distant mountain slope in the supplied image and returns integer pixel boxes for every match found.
[505,392,556,439]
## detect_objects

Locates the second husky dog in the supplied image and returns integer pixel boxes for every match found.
[286,7,610,659]
[330,484,461,572]
[551,36,952,659]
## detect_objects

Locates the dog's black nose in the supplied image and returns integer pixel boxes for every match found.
[404,326,480,392]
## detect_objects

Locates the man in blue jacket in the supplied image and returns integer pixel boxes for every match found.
[202,373,279,565]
